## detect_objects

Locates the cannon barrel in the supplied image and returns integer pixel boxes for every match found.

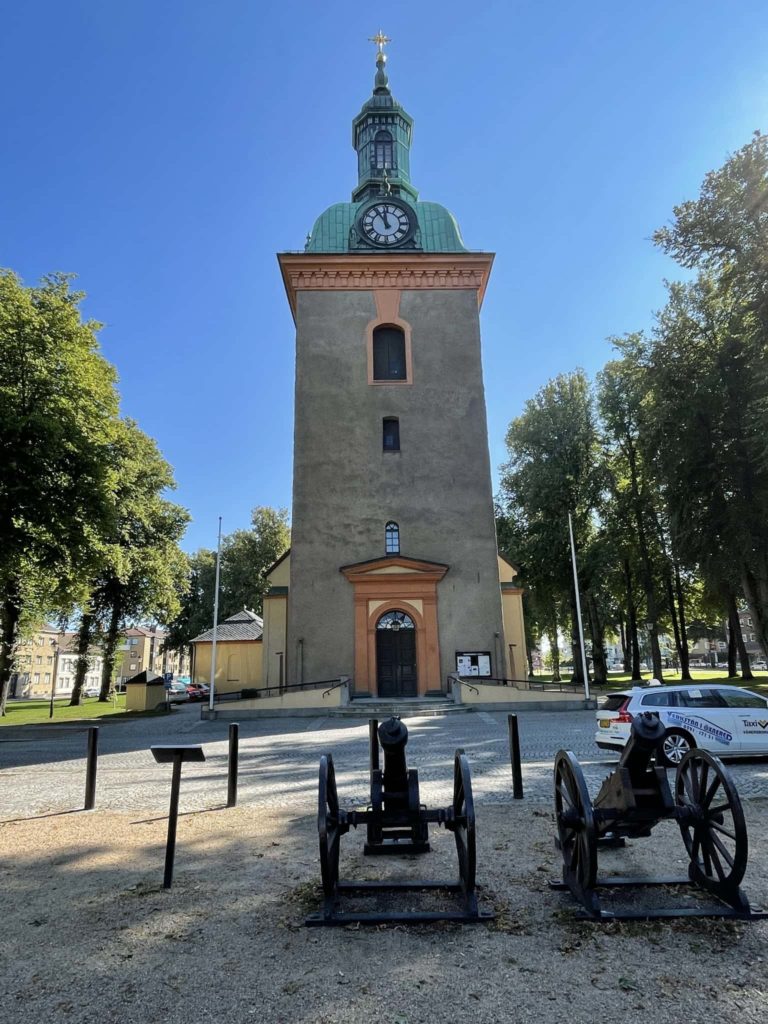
[619,712,666,783]
[378,716,409,811]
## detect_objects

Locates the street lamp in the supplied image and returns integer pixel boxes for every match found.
[49,638,60,719]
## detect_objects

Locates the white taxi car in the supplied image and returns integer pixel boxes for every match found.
[595,683,768,766]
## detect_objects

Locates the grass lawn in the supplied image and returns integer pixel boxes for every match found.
[532,668,768,692]
[0,694,155,727]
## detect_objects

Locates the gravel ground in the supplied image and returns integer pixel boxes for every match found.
[2,796,768,1024]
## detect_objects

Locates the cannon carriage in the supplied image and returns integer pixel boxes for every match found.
[307,716,493,926]
[552,712,766,921]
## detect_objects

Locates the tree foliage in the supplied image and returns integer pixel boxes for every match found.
[164,507,290,649]
[0,272,120,713]
[499,133,768,675]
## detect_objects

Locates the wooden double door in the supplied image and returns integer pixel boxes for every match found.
[376,610,417,697]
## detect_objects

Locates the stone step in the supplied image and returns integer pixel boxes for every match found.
[331,700,461,718]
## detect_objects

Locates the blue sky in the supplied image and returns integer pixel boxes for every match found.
[3,2,767,552]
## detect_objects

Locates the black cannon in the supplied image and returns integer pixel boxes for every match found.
[365,716,429,855]
[552,712,766,921]
[307,716,493,926]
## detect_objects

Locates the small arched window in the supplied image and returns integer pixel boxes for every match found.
[385,521,400,555]
[383,417,400,452]
[373,325,406,381]
[373,130,393,169]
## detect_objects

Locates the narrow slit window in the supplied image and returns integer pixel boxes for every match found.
[383,417,400,451]
[373,325,406,381]
[385,521,400,555]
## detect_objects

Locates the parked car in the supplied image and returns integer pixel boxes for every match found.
[165,682,189,704]
[596,684,768,767]
[83,685,100,697]
[185,683,210,702]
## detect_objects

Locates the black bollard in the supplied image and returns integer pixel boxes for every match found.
[150,745,206,889]
[165,752,183,888]
[84,726,99,810]
[227,722,239,808]
[508,714,524,799]
[369,718,379,773]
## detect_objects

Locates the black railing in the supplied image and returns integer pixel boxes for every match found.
[212,677,347,705]
[447,674,606,695]
[447,675,529,690]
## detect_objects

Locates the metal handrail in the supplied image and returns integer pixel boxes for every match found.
[448,674,608,694]
[322,677,349,698]
[214,677,347,705]
[449,675,530,689]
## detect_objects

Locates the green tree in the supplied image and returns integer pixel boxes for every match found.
[164,549,216,653]
[0,272,119,715]
[647,276,768,662]
[70,419,190,705]
[653,133,768,658]
[500,371,603,687]
[219,507,290,617]
[597,341,669,680]
[165,507,290,650]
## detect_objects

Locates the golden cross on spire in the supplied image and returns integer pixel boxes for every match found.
[368,30,391,54]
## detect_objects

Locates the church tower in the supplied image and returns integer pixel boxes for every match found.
[272,38,517,696]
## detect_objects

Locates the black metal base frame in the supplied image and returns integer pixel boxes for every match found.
[305,880,495,927]
[363,841,431,856]
[549,875,768,922]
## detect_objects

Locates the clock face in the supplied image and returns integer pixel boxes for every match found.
[360,202,412,246]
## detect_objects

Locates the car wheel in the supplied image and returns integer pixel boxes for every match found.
[658,728,695,768]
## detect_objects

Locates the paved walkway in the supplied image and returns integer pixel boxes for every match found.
[2,704,768,818]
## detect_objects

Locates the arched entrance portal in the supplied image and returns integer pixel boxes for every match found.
[376,610,417,697]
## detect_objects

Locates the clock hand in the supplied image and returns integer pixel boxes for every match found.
[378,206,391,229]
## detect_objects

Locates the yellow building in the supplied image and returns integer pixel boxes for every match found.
[9,624,61,698]
[189,609,264,695]
[116,627,190,685]
[10,626,104,698]
[499,556,527,681]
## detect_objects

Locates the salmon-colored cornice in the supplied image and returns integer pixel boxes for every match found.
[340,555,449,581]
[277,251,495,323]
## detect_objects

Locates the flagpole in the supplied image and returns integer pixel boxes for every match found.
[568,511,591,701]
[208,517,222,713]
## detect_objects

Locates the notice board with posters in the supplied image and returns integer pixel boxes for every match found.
[455,651,492,677]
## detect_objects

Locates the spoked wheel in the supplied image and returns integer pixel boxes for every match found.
[554,750,597,899]
[452,750,477,897]
[676,749,748,897]
[318,754,343,901]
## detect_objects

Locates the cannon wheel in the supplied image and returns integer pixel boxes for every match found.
[676,749,748,894]
[452,750,477,896]
[554,750,597,899]
[318,754,341,900]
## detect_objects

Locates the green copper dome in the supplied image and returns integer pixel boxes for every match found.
[305,46,467,254]
[306,200,466,253]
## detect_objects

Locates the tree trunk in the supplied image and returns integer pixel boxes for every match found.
[526,642,534,678]
[618,614,629,674]
[99,601,122,701]
[586,591,607,684]
[625,444,664,681]
[726,595,738,678]
[569,595,586,688]
[69,613,94,706]
[664,572,684,673]
[623,559,642,680]
[742,561,768,663]
[0,582,22,717]
[550,632,561,681]
[674,563,692,680]
[550,604,561,682]
[726,590,754,681]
